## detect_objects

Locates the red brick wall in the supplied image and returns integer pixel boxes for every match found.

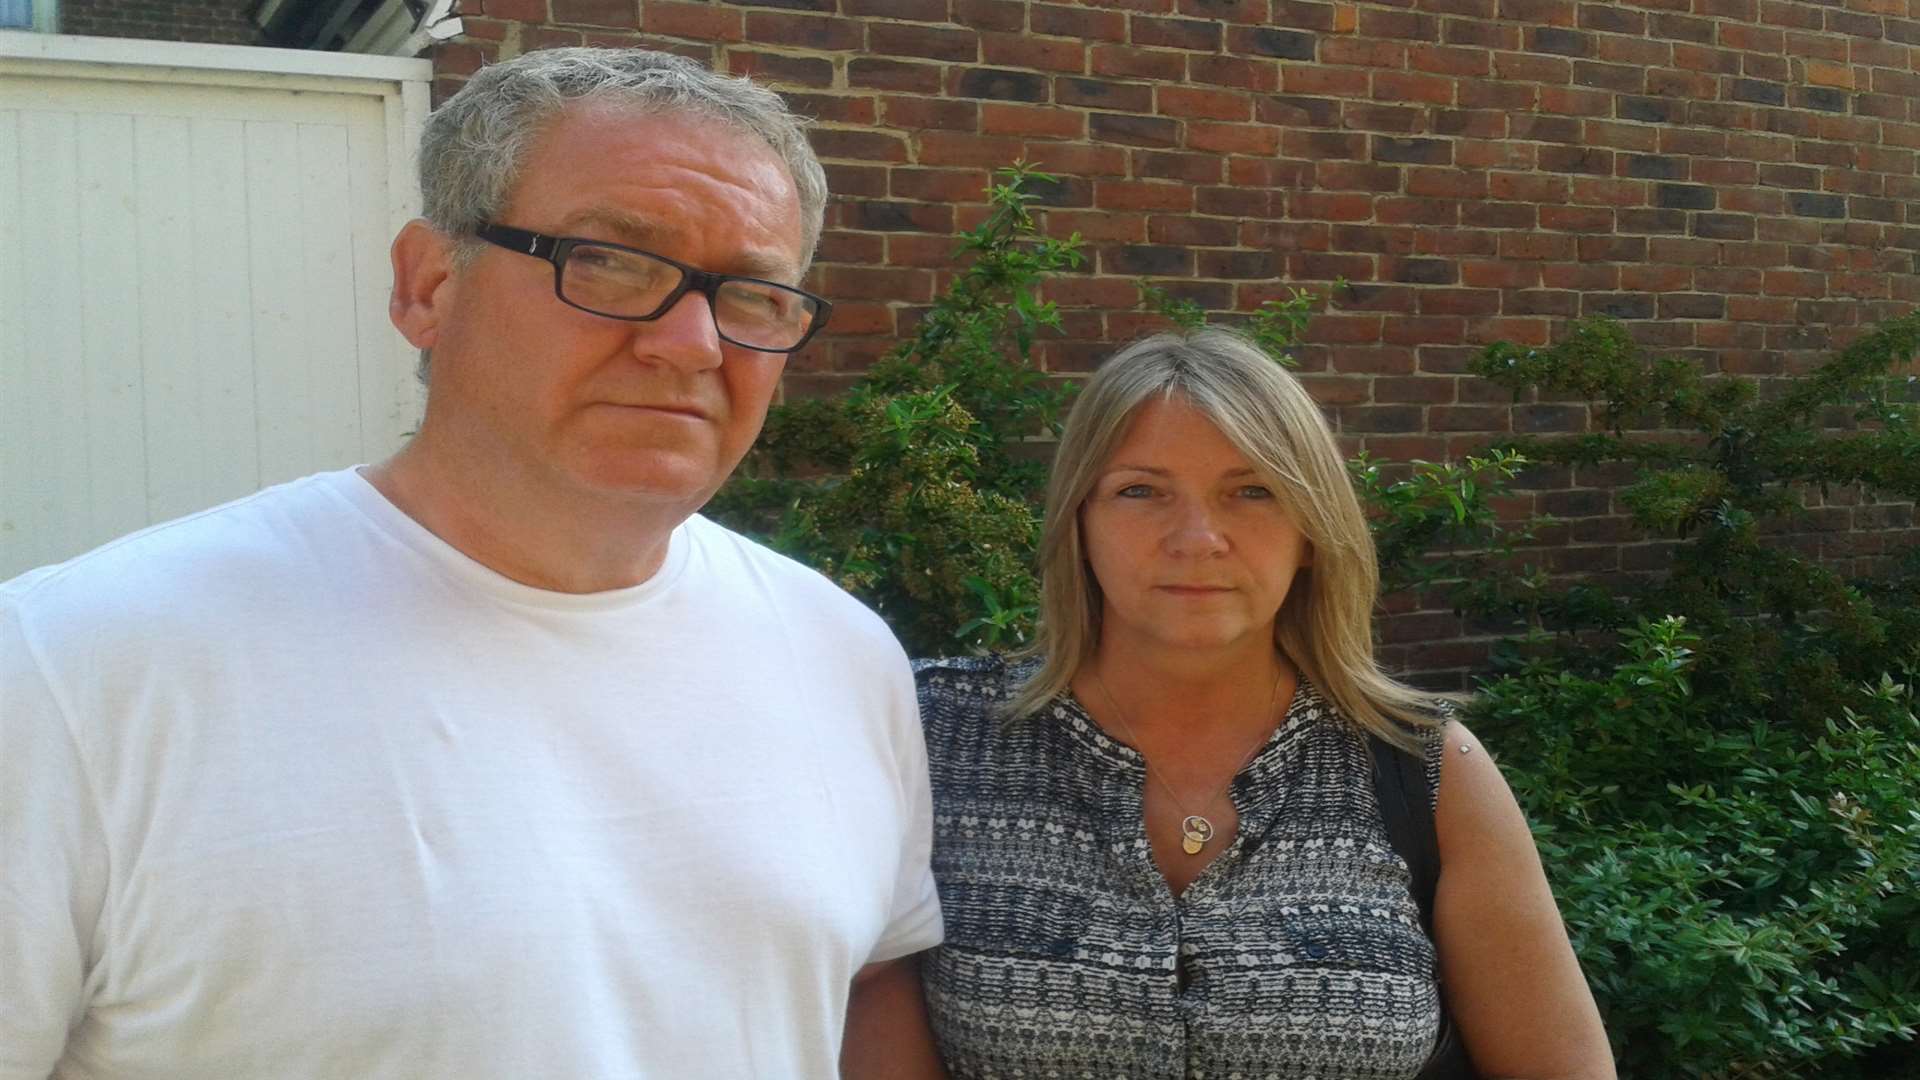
[433,0,1920,681]
[61,0,263,44]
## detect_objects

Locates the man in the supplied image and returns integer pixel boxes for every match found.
[1,48,942,1078]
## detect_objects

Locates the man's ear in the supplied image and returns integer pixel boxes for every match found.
[390,219,458,350]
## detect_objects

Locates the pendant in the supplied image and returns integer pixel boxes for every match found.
[1181,815,1214,855]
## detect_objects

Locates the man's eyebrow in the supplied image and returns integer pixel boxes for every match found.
[557,208,798,282]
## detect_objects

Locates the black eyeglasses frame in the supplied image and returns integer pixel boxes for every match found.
[473,222,832,354]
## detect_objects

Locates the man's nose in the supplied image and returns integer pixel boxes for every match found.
[631,288,725,372]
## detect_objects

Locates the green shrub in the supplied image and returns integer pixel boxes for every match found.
[1478,619,1920,1078]
[1465,316,1920,1076]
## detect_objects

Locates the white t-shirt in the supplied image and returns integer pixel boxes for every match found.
[0,468,941,1080]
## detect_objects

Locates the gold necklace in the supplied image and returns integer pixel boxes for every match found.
[1090,665,1287,856]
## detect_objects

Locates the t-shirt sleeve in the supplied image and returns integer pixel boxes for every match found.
[0,600,107,1079]
[864,654,943,964]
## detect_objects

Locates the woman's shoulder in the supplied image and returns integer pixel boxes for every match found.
[912,653,1044,753]
[912,652,1039,695]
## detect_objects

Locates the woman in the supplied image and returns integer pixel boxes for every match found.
[911,330,1614,1079]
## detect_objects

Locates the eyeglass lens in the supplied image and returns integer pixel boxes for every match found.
[562,243,818,351]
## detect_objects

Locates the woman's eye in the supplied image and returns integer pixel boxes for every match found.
[1115,484,1154,498]
[1238,485,1274,499]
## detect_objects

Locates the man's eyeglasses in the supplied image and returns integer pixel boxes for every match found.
[474,224,832,354]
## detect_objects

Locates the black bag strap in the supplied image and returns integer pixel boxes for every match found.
[1369,732,1439,935]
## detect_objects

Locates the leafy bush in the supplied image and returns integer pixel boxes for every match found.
[1478,618,1920,1077]
[1465,316,1920,1076]
[707,164,1077,653]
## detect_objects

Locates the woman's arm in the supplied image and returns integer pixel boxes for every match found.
[1431,721,1615,1080]
[840,953,948,1080]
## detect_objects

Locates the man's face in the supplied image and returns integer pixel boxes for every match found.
[420,102,805,510]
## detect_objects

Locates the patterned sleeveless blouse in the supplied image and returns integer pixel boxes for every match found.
[915,655,1447,1080]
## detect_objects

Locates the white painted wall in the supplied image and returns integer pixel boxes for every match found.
[0,33,430,578]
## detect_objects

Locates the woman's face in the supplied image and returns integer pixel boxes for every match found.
[1079,395,1313,660]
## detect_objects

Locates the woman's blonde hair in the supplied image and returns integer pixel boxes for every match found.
[1007,328,1442,748]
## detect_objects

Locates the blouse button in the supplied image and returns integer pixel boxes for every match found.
[1305,942,1330,960]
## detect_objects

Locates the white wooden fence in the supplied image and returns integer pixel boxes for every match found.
[0,33,430,578]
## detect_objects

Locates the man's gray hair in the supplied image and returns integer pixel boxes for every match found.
[418,47,827,268]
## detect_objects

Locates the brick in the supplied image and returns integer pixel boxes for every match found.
[1137,149,1222,183]
[1343,104,1425,134]
[1616,95,1680,123]
[1730,78,1787,106]
[1580,3,1642,33]
[1659,293,1727,319]
[1270,0,1337,31]
[1339,405,1424,432]
[1616,208,1687,233]
[1293,253,1378,281]
[1316,162,1401,190]
[1372,70,1456,105]
[1390,258,1459,284]
[1324,38,1408,66]
[1445,17,1519,48]
[953,0,1026,30]
[1148,215,1239,246]
[1397,200,1466,227]
[1540,205,1612,232]
[1409,168,1488,198]
[1188,54,1279,92]
[1181,0,1266,20]
[1374,376,1458,404]
[916,131,1024,167]
[876,96,975,132]
[642,0,741,39]
[1462,259,1541,287]
[1654,183,1715,210]
[1103,244,1194,275]
[982,103,1084,139]
[891,168,991,203]
[1189,121,1281,156]
[1787,191,1846,218]
[552,0,635,27]
[1432,109,1507,138]
[744,12,857,49]
[1692,213,1756,240]
[1132,15,1222,50]
[1364,8,1441,40]
[843,0,944,15]
[982,33,1088,73]
[1290,192,1376,220]
[1036,4,1125,38]
[1622,153,1687,180]
[1238,27,1319,59]
[810,128,909,162]
[1539,145,1614,174]
[1199,249,1283,278]
[727,51,832,87]
[1530,26,1593,56]
[1286,129,1368,159]
[784,91,877,125]
[1372,136,1452,165]
[1157,85,1254,121]
[1418,288,1501,315]
[1494,51,1572,83]
[1089,112,1180,147]
[848,200,953,233]
[850,59,945,93]
[1055,77,1153,112]
[1091,45,1184,80]
[1096,180,1195,211]
[1282,64,1370,95]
